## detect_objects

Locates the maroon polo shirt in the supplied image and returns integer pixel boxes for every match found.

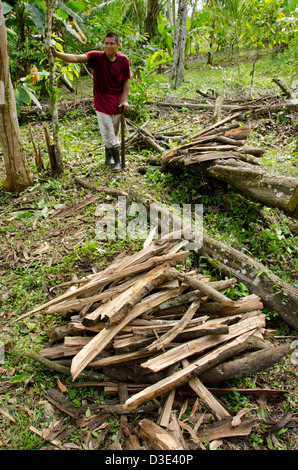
[86,50,131,115]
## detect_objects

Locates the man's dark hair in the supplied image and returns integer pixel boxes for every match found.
[104,32,119,44]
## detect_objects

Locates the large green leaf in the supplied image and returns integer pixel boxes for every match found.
[65,0,88,13]
[27,2,45,35]
[1,2,14,15]
[57,1,84,23]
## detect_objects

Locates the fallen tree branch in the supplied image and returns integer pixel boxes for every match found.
[198,343,290,383]
[25,351,104,381]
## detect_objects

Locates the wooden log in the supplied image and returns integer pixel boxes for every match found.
[272,78,296,99]
[113,334,157,353]
[113,320,230,353]
[26,352,104,381]
[46,325,84,344]
[199,158,298,219]
[90,348,154,368]
[224,126,251,140]
[126,119,166,154]
[171,322,230,341]
[207,387,288,397]
[141,312,265,373]
[145,278,237,316]
[197,294,263,316]
[155,101,239,111]
[138,419,184,450]
[123,329,257,410]
[103,362,180,386]
[216,135,246,146]
[125,434,143,450]
[74,176,128,198]
[238,146,265,157]
[133,316,228,336]
[198,342,290,383]
[212,94,224,123]
[201,234,298,330]
[183,151,240,165]
[249,100,298,117]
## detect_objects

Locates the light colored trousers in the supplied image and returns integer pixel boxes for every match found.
[96,111,121,148]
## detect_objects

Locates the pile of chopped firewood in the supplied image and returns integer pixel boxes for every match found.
[25,230,290,449]
[160,118,298,221]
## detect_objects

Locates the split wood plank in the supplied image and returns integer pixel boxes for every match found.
[51,196,98,219]
[70,286,186,381]
[146,298,202,351]
[132,320,230,343]
[183,151,240,165]
[123,329,257,411]
[83,262,178,327]
[45,274,145,315]
[158,390,176,428]
[188,375,231,420]
[187,145,237,152]
[138,418,184,451]
[90,348,154,368]
[196,417,255,442]
[141,311,265,373]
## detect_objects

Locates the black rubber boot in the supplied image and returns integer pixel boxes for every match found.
[111,146,121,171]
[105,147,114,166]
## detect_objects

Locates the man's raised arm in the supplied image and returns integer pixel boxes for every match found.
[50,46,88,64]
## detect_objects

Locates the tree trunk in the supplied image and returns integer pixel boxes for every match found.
[0,2,32,193]
[199,158,298,219]
[45,0,63,176]
[144,0,160,40]
[207,20,215,66]
[199,343,290,384]
[171,0,188,89]
[201,234,298,330]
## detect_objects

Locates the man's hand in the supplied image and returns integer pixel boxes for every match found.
[119,101,129,113]
[50,46,58,57]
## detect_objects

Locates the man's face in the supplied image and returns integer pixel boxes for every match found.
[104,37,119,60]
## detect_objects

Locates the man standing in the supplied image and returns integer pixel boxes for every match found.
[51,33,130,171]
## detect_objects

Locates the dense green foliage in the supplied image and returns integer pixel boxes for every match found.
[2,0,298,117]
